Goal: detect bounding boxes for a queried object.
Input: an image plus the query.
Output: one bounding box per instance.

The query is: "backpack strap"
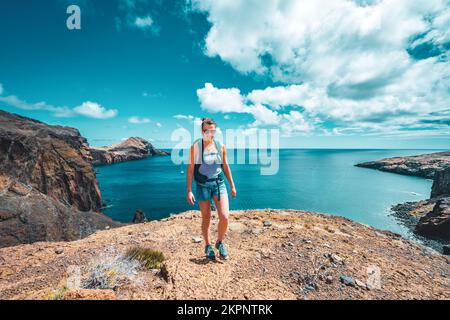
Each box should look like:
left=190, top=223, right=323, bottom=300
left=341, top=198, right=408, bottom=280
left=193, top=138, right=203, bottom=165
left=213, top=139, right=223, bottom=166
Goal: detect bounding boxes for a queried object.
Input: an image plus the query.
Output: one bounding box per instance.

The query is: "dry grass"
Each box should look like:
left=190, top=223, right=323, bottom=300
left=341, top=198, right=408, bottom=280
left=125, top=246, right=165, bottom=270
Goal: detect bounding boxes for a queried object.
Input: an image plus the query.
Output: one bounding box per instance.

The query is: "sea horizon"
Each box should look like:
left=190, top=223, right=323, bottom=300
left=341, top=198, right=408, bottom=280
left=96, top=148, right=442, bottom=247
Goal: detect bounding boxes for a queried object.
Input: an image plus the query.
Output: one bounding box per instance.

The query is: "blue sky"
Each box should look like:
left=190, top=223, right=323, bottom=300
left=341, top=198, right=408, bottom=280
left=0, top=0, right=449, bottom=149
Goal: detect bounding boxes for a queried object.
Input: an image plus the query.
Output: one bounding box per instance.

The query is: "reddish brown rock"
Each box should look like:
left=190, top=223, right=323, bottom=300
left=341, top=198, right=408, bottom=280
left=416, top=197, right=450, bottom=240
left=0, top=174, right=121, bottom=248
left=431, top=167, right=450, bottom=198
left=0, top=110, right=101, bottom=211
left=0, top=110, right=121, bottom=248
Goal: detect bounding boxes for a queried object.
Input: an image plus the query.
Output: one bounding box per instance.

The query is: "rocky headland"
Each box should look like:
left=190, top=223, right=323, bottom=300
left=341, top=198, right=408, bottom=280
left=355, top=151, right=450, bottom=179
left=356, top=152, right=450, bottom=248
left=90, top=137, right=169, bottom=165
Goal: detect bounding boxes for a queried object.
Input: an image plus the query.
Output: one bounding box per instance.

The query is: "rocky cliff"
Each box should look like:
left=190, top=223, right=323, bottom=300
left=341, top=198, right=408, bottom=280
left=355, top=152, right=450, bottom=179
left=356, top=151, right=450, bottom=243
left=0, top=174, right=119, bottom=248
left=414, top=167, right=450, bottom=241
left=90, top=137, right=169, bottom=165
left=431, top=167, right=450, bottom=198
left=0, top=210, right=448, bottom=300
left=0, top=110, right=121, bottom=248
left=0, top=110, right=101, bottom=211
left=416, top=198, right=450, bottom=240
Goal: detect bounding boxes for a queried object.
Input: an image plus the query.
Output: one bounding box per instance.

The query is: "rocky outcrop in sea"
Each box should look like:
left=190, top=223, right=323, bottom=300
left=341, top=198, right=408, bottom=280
left=355, top=151, right=450, bottom=179
left=90, top=137, right=169, bottom=165
left=0, top=110, right=121, bottom=248
left=356, top=152, right=450, bottom=247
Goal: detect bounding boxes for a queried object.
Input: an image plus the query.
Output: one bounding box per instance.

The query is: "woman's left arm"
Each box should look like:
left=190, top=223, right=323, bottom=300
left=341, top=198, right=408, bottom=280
left=222, top=144, right=237, bottom=198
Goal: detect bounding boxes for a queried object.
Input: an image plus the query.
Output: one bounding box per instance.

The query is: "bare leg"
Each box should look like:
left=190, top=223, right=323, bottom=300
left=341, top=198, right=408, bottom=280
left=212, top=194, right=229, bottom=242
left=199, top=200, right=212, bottom=245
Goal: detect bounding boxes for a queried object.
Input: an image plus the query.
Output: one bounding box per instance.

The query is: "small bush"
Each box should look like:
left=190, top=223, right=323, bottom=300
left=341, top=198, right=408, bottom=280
left=125, top=247, right=165, bottom=270
left=82, top=247, right=140, bottom=290
left=44, top=285, right=68, bottom=300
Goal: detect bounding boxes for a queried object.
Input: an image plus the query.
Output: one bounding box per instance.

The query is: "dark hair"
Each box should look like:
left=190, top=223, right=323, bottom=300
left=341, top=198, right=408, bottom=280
left=201, top=117, right=216, bottom=131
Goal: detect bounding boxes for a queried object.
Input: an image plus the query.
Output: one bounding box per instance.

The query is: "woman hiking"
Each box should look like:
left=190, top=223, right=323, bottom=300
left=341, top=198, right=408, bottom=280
left=186, top=118, right=237, bottom=260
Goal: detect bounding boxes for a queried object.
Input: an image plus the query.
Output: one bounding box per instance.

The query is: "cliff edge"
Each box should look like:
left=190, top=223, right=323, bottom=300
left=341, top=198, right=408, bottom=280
left=0, top=209, right=448, bottom=300
left=0, top=110, right=121, bottom=248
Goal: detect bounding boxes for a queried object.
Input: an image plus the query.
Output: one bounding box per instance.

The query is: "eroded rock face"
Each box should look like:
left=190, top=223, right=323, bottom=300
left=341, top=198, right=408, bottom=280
left=431, top=167, right=450, bottom=198
left=416, top=197, right=450, bottom=240
left=90, top=137, right=169, bottom=165
left=0, top=174, right=121, bottom=248
left=0, top=110, right=121, bottom=248
left=355, top=152, right=450, bottom=179
left=0, top=110, right=101, bottom=211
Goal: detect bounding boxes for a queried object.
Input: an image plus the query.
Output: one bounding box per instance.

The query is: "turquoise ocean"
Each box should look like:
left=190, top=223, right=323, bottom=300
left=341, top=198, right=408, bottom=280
left=96, top=149, right=443, bottom=239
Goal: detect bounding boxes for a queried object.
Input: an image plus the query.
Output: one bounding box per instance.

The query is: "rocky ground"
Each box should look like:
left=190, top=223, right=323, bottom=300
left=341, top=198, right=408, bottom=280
left=0, top=209, right=448, bottom=300
left=355, top=151, right=450, bottom=179
left=90, top=137, right=169, bottom=165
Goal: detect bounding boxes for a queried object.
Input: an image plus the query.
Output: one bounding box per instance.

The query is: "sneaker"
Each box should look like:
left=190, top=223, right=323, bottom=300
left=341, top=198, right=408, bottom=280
left=215, top=241, right=229, bottom=259
left=205, top=244, right=216, bottom=260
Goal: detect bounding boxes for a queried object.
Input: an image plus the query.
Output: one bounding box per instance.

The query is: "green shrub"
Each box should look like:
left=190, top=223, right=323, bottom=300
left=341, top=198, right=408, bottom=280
left=125, top=247, right=165, bottom=270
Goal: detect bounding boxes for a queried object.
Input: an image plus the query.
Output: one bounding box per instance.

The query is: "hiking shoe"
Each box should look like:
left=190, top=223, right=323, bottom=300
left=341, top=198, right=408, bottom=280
left=215, top=241, right=229, bottom=259
left=205, top=244, right=216, bottom=260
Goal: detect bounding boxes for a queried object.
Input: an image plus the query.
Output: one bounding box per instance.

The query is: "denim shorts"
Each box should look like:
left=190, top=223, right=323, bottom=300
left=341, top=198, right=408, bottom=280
left=195, top=178, right=228, bottom=202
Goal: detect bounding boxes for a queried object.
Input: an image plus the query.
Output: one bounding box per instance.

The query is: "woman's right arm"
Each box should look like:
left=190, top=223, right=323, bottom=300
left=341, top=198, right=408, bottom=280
left=186, top=145, right=196, bottom=205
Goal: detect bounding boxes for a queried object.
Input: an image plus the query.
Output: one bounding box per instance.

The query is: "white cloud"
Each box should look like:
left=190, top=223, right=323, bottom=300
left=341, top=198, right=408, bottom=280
left=247, top=85, right=305, bottom=110
left=174, top=114, right=195, bottom=120
left=0, top=91, right=119, bottom=120
left=117, top=1, right=159, bottom=34
left=0, top=94, right=75, bottom=118
left=196, top=83, right=313, bottom=135
left=174, top=114, right=203, bottom=126
left=0, top=84, right=119, bottom=119
left=156, top=122, right=162, bottom=127
left=134, top=15, right=153, bottom=29
left=128, top=116, right=151, bottom=124
left=248, top=104, right=281, bottom=126
left=196, top=83, right=248, bottom=113
left=73, top=101, right=118, bottom=119
left=281, top=111, right=314, bottom=136
left=192, top=0, right=450, bottom=136
left=193, top=0, right=445, bottom=82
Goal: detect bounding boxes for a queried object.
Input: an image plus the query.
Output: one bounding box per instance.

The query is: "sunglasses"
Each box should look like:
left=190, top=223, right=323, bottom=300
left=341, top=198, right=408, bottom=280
left=203, top=129, right=216, bottom=134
